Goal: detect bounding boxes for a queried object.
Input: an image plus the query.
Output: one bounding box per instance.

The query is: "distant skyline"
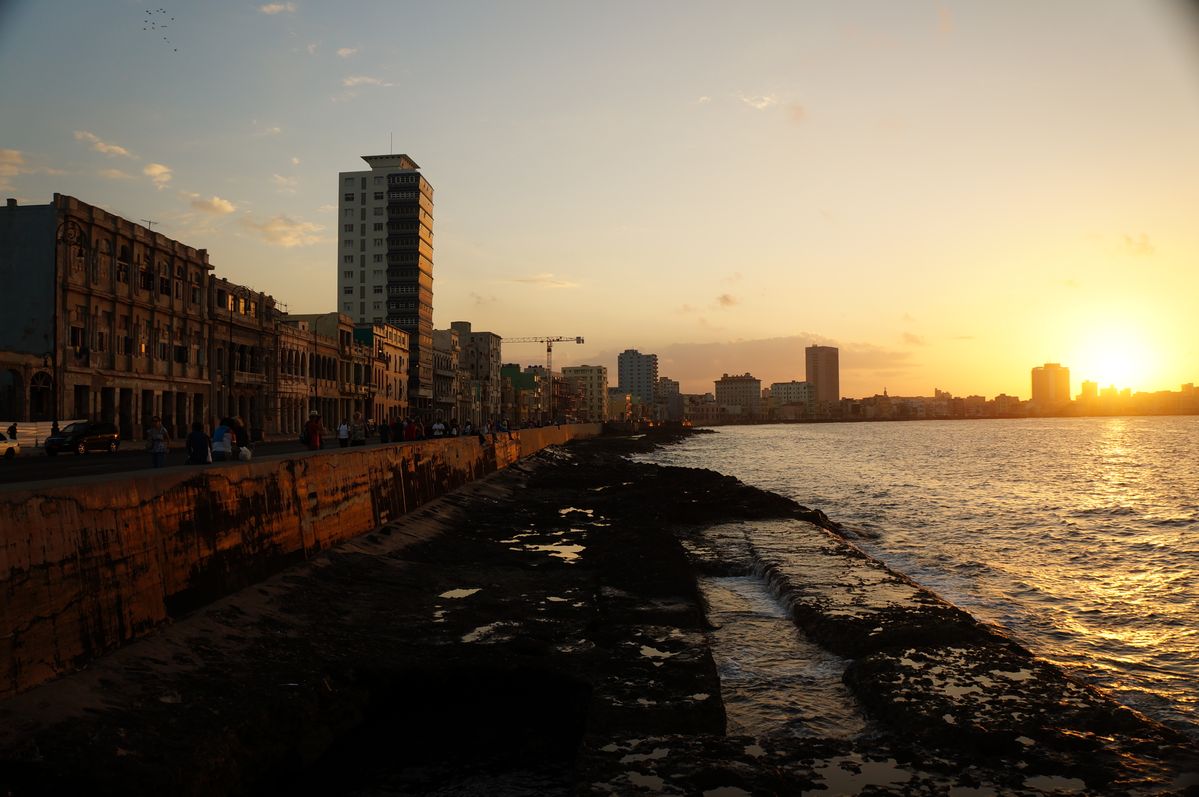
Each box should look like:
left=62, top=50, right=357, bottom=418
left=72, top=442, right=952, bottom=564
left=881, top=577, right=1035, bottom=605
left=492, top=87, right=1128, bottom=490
left=2, top=1, right=1197, bottom=397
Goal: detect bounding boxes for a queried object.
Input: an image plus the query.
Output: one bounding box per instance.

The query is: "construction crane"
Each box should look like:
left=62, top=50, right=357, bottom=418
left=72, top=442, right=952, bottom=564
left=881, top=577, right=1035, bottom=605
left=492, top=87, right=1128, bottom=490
left=505, top=336, right=584, bottom=375
left=505, top=336, right=584, bottom=422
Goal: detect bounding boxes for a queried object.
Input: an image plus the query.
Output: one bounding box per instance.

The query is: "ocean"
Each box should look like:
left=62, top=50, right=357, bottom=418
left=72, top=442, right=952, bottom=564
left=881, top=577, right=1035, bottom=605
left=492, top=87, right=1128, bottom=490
left=636, top=417, right=1199, bottom=740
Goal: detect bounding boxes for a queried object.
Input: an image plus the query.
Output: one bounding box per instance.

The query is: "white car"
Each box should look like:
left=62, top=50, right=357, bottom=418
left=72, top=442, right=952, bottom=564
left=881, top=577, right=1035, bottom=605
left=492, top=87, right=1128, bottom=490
left=0, top=431, right=18, bottom=459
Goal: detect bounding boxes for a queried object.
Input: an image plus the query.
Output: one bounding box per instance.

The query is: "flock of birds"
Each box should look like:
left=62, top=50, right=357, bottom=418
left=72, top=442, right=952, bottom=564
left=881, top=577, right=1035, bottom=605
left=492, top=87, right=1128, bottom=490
left=142, top=8, right=177, bottom=52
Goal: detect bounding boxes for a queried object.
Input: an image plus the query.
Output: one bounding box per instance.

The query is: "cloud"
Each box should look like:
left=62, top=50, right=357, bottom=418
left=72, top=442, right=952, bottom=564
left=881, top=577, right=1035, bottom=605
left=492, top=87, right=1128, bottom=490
left=696, top=96, right=712, bottom=104
left=470, top=292, right=497, bottom=307
left=0, top=149, right=28, bottom=190
left=342, top=74, right=392, bottom=87
left=306, top=42, right=319, bottom=55
left=1121, top=233, right=1154, bottom=256
left=740, top=94, right=778, bottom=110
left=902, top=332, right=926, bottom=346
left=259, top=2, right=296, bottom=14
left=291, top=157, right=301, bottom=165
left=239, top=214, right=324, bottom=247
left=337, top=47, right=358, bottom=58
left=191, top=195, right=236, bottom=215
left=716, top=293, right=737, bottom=307
left=98, top=168, right=135, bottom=180
left=73, top=130, right=133, bottom=158
left=143, top=162, right=173, bottom=189
left=677, top=304, right=698, bottom=314
left=788, top=103, right=807, bottom=124
left=272, top=173, right=298, bottom=193
left=315, top=203, right=336, bottom=213
left=506, top=273, right=579, bottom=288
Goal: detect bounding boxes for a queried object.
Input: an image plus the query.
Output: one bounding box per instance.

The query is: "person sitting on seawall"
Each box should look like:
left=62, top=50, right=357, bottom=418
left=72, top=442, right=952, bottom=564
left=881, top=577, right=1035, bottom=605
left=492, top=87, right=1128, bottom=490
left=431, top=418, right=445, bottom=438
left=350, top=412, right=367, bottom=446
left=228, top=416, right=248, bottom=459
left=303, top=411, right=323, bottom=450
left=145, top=415, right=170, bottom=468
left=337, top=418, right=350, bottom=448
left=211, top=419, right=231, bottom=462
left=185, top=421, right=211, bottom=465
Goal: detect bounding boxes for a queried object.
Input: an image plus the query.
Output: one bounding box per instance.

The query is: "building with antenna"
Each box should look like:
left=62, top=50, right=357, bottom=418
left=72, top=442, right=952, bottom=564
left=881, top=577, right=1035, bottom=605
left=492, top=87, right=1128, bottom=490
left=337, top=154, right=435, bottom=418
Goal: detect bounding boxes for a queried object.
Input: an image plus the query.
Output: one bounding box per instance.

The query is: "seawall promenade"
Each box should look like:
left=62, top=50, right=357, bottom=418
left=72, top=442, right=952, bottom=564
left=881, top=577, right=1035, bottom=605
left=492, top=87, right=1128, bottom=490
left=0, top=424, right=601, bottom=699
left=0, top=429, right=1195, bottom=795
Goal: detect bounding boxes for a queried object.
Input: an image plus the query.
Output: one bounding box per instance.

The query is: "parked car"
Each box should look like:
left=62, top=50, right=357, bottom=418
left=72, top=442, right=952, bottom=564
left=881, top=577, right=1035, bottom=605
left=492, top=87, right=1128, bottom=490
left=44, top=421, right=120, bottom=456
left=0, top=431, right=18, bottom=459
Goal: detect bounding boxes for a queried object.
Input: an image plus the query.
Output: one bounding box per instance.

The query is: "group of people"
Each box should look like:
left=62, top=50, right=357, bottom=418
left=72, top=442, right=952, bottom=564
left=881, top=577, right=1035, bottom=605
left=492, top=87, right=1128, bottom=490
left=297, top=414, right=514, bottom=450
left=148, top=415, right=251, bottom=469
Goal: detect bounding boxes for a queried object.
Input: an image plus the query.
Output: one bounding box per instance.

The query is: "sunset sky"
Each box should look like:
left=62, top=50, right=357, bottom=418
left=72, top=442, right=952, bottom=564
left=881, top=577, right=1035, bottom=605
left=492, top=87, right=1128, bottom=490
left=2, top=1, right=1197, bottom=398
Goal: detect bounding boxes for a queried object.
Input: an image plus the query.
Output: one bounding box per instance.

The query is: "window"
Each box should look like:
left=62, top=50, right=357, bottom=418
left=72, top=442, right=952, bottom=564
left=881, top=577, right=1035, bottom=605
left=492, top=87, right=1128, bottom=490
left=70, top=325, right=85, bottom=349
left=344, top=192, right=355, bottom=202
left=373, top=223, right=383, bottom=231
left=373, top=207, right=384, bottom=216
left=373, top=238, right=383, bottom=246
left=174, top=345, right=188, bottom=364
left=373, top=302, right=382, bottom=310
left=343, top=208, right=354, bottom=218
left=158, top=341, right=169, bottom=360
left=372, top=286, right=383, bottom=294
left=373, top=192, right=384, bottom=200
left=191, top=286, right=200, bottom=305
left=343, top=270, right=353, bottom=278
left=343, top=240, right=353, bottom=249
left=117, top=261, right=129, bottom=284
left=343, top=302, right=353, bottom=311
left=373, top=254, right=383, bottom=262
left=343, top=255, right=354, bottom=264
left=372, top=269, right=383, bottom=278
left=345, top=176, right=354, bottom=184
left=373, top=176, right=382, bottom=184
left=344, top=223, right=354, bottom=232
left=343, top=287, right=353, bottom=294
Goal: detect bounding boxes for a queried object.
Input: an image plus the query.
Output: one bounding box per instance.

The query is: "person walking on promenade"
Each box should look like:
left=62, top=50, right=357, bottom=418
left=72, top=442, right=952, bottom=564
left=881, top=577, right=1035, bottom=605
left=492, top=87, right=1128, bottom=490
left=185, top=421, right=211, bottom=465
left=431, top=418, right=445, bottom=438
left=5, top=422, right=15, bottom=441
left=350, top=412, right=367, bottom=446
left=391, top=418, right=403, bottom=443
left=304, top=411, right=323, bottom=450
left=380, top=420, right=390, bottom=444
left=212, top=418, right=231, bottom=461
left=146, top=415, right=170, bottom=468
left=337, top=419, right=350, bottom=448
left=228, top=416, right=247, bottom=460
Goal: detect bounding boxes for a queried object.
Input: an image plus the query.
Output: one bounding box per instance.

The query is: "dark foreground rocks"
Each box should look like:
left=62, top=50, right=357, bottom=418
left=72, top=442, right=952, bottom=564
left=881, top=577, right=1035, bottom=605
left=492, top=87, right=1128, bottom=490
left=0, top=430, right=1195, bottom=795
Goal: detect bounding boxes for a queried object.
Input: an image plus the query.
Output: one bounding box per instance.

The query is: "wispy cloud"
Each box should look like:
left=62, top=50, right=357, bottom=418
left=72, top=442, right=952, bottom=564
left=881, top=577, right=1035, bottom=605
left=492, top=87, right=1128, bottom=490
left=191, top=195, right=236, bottom=215
left=143, top=162, right=173, bottom=189
left=902, top=332, right=926, bottom=346
left=696, top=96, right=712, bottom=104
left=315, top=203, right=336, bottom=213
left=1121, top=233, right=1154, bottom=256
left=507, top=273, right=579, bottom=288
left=74, top=130, right=133, bottom=158
left=337, top=47, right=358, bottom=58
left=716, top=293, right=738, bottom=307
left=259, top=2, right=296, bottom=14
left=740, top=94, right=778, bottom=110
left=290, top=156, right=301, bottom=166
left=470, top=292, right=497, bottom=307
left=240, top=214, right=324, bottom=247
left=98, top=168, right=135, bottom=180
left=272, top=173, right=298, bottom=193
left=0, top=149, right=27, bottom=190
left=342, top=74, right=392, bottom=87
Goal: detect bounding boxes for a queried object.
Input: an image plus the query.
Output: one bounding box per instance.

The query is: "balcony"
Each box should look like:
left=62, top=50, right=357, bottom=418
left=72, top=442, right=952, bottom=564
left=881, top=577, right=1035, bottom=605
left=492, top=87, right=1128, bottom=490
left=233, top=370, right=268, bottom=385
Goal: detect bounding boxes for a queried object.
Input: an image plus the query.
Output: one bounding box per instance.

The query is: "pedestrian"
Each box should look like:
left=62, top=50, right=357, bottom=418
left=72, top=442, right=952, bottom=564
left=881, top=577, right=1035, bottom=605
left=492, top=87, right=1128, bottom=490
left=50, top=419, right=60, bottom=437
left=229, top=416, right=247, bottom=459
left=391, top=417, right=403, bottom=443
left=337, top=419, right=350, bottom=448
left=212, top=418, right=231, bottom=461
left=185, top=421, right=211, bottom=465
left=350, top=412, right=367, bottom=446
left=5, top=422, right=15, bottom=441
left=431, top=418, right=445, bottom=437
left=380, top=420, right=390, bottom=444
left=146, top=415, right=170, bottom=468
left=303, top=410, right=323, bottom=450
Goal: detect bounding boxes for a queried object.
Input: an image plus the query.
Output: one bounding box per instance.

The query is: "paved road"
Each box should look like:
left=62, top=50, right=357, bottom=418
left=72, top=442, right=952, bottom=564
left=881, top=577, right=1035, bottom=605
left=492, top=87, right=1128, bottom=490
left=0, top=439, right=389, bottom=486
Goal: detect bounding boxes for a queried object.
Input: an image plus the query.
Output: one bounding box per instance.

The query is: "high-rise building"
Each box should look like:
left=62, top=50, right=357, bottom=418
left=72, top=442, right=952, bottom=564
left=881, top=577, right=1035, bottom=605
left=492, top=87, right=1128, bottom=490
left=1031, top=363, right=1070, bottom=407
left=451, top=321, right=502, bottom=424
left=563, top=365, right=609, bottom=422
left=805, top=345, right=840, bottom=405
left=617, top=349, right=658, bottom=404
left=337, top=154, right=434, bottom=417
left=715, top=373, right=762, bottom=418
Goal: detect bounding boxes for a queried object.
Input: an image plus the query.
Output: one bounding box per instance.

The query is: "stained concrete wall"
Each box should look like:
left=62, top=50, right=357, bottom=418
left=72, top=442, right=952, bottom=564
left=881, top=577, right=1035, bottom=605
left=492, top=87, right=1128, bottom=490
left=0, top=425, right=600, bottom=698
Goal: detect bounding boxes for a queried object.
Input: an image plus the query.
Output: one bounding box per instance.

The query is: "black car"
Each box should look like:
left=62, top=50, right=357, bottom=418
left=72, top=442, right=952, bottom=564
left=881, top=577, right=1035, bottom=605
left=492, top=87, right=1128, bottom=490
left=44, top=421, right=121, bottom=456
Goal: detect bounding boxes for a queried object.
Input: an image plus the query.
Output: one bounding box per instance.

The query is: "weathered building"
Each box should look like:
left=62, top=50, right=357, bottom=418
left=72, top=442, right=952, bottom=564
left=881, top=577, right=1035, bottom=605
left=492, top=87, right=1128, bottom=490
left=210, top=277, right=278, bottom=437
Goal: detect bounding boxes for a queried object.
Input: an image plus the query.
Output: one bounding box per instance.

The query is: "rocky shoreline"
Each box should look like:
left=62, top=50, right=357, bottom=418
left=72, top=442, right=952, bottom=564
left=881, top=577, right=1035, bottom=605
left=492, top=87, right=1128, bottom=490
left=0, top=429, right=1195, bottom=795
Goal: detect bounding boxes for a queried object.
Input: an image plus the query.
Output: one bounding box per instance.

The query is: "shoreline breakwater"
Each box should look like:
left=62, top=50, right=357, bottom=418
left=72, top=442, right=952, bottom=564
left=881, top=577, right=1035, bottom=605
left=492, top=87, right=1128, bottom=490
left=0, top=428, right=1195, bottom=795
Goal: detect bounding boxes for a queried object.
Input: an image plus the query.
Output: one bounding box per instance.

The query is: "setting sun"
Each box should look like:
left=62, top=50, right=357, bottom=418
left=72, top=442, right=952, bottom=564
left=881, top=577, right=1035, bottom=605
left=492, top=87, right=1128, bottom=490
left=1071, top=327, right=1159, bottom=392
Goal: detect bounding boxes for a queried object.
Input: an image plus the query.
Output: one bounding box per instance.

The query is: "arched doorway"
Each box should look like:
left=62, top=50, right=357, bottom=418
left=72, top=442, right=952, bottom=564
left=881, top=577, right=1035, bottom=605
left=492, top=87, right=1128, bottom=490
left=29, top=371, right=54, bottom=421
left=0, top=369, right=22, bottom=420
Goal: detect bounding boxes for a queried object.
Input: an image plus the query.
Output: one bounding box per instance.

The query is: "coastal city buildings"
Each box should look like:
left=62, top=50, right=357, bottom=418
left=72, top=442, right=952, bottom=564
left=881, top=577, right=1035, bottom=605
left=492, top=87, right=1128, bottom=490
left=562, top=365, right=609, bottom=423
left=714, top=373, right=762, bottom=419
left=805, top=345, right=840, bottom=410
left=1031, top=363, right=1071, bottom=410
left=452, top=321, right=503, bottom=425
left=617, top=349, right=658, bottom=405
left=337, top=154, right=435, bottom=417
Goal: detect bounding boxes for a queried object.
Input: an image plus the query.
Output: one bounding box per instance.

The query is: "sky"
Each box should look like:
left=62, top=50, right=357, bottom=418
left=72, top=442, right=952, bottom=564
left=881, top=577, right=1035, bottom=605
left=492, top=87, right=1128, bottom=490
left=2, top=1, right=1197, bottom=398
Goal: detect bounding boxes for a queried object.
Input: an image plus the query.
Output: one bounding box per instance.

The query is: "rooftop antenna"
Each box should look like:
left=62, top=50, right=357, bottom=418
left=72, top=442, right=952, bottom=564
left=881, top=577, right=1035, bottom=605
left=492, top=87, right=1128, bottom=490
left=141, top=218, right=159, bottom=231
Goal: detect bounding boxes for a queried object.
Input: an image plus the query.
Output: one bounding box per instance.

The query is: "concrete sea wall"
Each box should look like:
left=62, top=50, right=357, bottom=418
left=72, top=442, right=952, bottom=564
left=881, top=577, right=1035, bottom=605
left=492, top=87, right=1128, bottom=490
left=0, top=424, right=600, bottom=698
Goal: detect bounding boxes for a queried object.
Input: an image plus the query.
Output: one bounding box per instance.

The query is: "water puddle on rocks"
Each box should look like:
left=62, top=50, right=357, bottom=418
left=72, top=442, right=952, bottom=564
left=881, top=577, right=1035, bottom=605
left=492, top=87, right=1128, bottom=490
left=700, top=575, right=867, bottom=739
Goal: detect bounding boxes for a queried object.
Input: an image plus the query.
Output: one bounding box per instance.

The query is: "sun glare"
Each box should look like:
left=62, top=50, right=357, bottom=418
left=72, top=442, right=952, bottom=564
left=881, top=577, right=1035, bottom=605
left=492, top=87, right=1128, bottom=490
left=1071, top=328, right=1157, bottom=391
